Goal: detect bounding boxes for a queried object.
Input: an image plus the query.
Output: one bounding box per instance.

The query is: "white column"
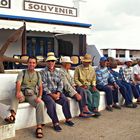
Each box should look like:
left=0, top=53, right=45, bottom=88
left=108, top=49, right=116, bottom=58
left=125, top=50, right=130, bottom=58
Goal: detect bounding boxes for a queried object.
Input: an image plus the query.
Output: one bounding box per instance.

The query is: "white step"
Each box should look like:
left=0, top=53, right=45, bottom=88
left=0, top=117, right=15, bottom=140
left=0, top=91, right=106, bottom=130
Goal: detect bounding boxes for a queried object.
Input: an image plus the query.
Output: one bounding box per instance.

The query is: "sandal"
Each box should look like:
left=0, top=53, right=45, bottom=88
left=4, top=114, right=15, bottom=123
left=36, top=127, right=43, bottom=138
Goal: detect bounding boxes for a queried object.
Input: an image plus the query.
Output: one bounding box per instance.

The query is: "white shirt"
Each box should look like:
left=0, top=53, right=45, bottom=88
left=133, top=64, right=140, bottom=84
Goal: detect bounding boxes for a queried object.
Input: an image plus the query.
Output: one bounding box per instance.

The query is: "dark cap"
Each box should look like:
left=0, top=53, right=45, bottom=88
left=100, top=56, right=107, bottom=62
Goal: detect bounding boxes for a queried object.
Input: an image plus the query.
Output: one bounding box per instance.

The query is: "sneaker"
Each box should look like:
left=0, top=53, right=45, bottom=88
left=125, top=103, right=137, bottom=108
left=93, top=108, right=101, bottom=116
left=106, top=106, right=113, bottom=112
left=112, top=104, right=121, bottom=109
left=93, top=111, right=101, bottom=116
left=65, top=121, right=74, bottom=127
left=53, top=124, right=62, bottom=132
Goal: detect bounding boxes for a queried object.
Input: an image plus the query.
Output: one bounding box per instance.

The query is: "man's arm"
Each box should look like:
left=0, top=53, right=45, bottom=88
left=74, top=67, right=83, bottom=86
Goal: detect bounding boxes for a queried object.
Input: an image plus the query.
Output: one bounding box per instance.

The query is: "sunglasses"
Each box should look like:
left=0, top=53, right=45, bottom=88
left=47, top=60, right=55, bottom=62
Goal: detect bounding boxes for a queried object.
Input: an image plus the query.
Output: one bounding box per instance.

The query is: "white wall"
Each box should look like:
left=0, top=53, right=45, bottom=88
left=0, top=30, right=21, bottom=57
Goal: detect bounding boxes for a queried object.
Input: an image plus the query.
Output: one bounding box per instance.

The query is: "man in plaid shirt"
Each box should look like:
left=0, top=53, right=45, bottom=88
left=119, top=58, right=140, bottom=104
left=41, top=52, right=74, bottom=132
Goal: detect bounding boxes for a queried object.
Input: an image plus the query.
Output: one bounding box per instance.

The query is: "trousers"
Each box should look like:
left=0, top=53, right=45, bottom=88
left=42, top=91, right=72, bottom=124
left=96, top=84, right=118, bottom=106
left=10, top=92, right=45, bottom=125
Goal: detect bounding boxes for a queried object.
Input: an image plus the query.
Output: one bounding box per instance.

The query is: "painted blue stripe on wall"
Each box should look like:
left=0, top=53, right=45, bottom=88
left=0, top=14, right=92, bottom=27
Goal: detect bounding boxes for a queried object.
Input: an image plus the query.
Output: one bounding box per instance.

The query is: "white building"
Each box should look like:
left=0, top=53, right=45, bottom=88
left=0, top=0, right=91, bottom=60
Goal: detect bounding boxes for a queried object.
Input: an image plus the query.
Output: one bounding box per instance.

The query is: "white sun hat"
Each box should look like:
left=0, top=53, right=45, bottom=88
left=60, top=56, right=73, bottom=64
left=125, top=57, right=132, bottom=62
left=46, top=52, right=57, bottom=62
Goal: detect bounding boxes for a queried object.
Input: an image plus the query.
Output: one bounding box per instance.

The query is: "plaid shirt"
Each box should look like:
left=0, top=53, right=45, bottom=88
left=40, top=67, right=63, bottom=94
left=119, top=65, right=134, bottom=83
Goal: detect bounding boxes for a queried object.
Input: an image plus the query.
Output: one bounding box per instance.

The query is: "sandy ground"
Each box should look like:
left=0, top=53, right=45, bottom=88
left=7, top=106, right=140, bottom=140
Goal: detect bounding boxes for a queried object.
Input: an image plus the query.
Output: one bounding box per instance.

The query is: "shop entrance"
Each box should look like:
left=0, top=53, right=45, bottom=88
left=27, top=36, right=54, bottom=57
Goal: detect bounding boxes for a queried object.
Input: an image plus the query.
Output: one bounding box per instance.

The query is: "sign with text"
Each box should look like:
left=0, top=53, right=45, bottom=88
left=24, top=1, right=77, bottom=17
left=0, top=0, right=10, bottom=8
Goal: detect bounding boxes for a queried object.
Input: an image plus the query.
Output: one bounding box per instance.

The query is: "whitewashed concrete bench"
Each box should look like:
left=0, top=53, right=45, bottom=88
left=0, top=72, right=106, bottom=131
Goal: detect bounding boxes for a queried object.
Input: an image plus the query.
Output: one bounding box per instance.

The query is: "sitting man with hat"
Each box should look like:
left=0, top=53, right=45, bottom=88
left=40, top=52, right=74, bottom=132
left=74, top=54, right=101, bottom=116
left=59, top=56, right=95, bottom=118
left=119, top=58, right=140, bottom=104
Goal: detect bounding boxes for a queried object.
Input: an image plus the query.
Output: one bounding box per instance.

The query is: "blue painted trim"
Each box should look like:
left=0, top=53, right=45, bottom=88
left=0, top=14, right=92, bottom=27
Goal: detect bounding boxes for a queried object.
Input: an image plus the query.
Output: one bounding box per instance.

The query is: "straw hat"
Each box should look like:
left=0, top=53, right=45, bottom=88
left=60, top=56, right=73, bottom=64
left=46, top=52, right=57, bottom=62
left=82, top=54, right=92, bottom=63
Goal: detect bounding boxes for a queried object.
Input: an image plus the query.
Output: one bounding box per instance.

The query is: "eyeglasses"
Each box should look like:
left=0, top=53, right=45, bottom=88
left=47, top=60, right=55, bottom=62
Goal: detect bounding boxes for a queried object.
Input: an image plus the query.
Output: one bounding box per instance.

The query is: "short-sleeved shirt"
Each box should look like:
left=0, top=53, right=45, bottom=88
left=17, top=70, right=42, bottom=91
left=133, top=64, right=140, bottom=83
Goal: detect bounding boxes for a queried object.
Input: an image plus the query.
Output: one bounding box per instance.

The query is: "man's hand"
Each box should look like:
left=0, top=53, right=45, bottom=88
left=35, top=97, right=42, bottom=103
left=113, top=83, right=119, bottom=89
left=107, top=85, right=114, bottom=90
left=51, top=92, right=61, bottom=101
left=92, top=86, right=97, bottom=91
left=16, top=92, right=24, bottom=102
left=74, top=93, right=82, bottom=101
left=80, top=85, right=88, bottom=89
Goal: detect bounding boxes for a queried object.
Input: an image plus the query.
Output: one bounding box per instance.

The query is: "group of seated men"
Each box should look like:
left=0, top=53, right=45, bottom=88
left=4, top=52, right=140, bottom=138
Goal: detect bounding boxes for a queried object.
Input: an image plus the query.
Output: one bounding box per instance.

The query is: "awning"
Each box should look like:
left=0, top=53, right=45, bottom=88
left=0, top=19, right=91, bottom=35
left=26, top=21, right=91, bottom=35
left=0, top=19, right=23, bottom=30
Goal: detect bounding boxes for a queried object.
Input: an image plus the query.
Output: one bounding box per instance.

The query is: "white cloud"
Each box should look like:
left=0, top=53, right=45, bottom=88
left=78, top=0, right=140, bottom=50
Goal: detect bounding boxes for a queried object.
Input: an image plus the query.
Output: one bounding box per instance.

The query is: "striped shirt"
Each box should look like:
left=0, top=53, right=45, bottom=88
left=96, top=66, right=115, bottom=86
left=40, top=67, right=63, bottom=94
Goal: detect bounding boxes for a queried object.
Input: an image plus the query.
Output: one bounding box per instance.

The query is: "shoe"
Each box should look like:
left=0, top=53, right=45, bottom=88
left=112, top=104, right=121, bottom=109
left=83, top=111, right=94, bottom=115
left=125, top=103, right=137, bottom=108
left=53, top=124, right=62, bottom=132
left=65, top=121, right=74, bottom=127
left=136, top=100, right=140, bottom=104
left=83, top=111, right=99, bottom=117
left=79, top=114, right=91, bottom=118
left=93, top=111, right=101, bottom=116
left=106, top=106, right=113, bottom=112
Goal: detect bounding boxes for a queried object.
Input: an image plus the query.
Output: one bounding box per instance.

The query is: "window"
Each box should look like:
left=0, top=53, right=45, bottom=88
left=58, top=39, right=73, bottom=56
left=27, top=37, right=54, bottom=57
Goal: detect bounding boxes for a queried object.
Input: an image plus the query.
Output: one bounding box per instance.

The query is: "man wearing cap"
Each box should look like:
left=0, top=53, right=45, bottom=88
left=59, top=56, right=94, bottom=118
left=119, top=58, right=140, bottom=104
left=96, top=56, right=121, bottom=111
left=40, top=52, right=74, bottom=132
left=107, top=57, right=137, bottom=108
left=74, top=54, right=101, bottom=116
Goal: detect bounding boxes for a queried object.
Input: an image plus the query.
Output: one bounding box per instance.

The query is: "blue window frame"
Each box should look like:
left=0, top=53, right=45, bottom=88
left=27, top=36, right=54, bottom=56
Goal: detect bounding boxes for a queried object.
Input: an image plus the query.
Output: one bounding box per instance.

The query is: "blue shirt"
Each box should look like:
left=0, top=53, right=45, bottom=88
left=96, top=66, right=115, bottom=86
